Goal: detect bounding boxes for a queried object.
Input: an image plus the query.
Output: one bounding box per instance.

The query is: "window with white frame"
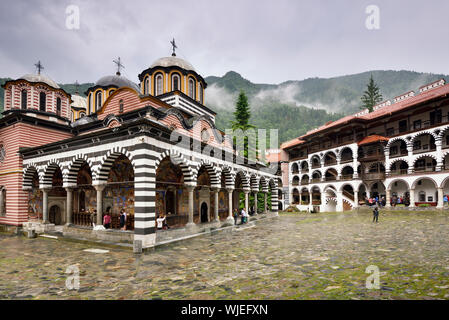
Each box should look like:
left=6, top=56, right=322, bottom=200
left=95, top=91, right=102, bottom=112
left=188, top=78, right=195, bottom=99
left=172, top=74, right=180, bottom=91
left=155, top=74, right=163, bottom=96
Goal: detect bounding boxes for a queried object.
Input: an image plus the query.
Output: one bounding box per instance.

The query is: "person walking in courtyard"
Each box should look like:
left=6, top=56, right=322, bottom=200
left=372, top=206, right=379, bottom=223
left=119, top=209, right=126, bottom=230
left=103, top=211, right=111, bottom=229
left=233, top=208, right=239, bottom=225
left=241, top=207, right=247, bottom=224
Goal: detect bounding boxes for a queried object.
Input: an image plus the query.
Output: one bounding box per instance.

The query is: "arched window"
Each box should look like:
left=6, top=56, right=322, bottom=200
left=119, top=99, right=124, bottom=113
left=109, top=90, right=115, bottom=96
left=188, top=78, right=195, bottom=99
left=56, top=97, right=61, bottom=116
left=171, top=74, right=180, bottom=91
left=144, top=77, right=149, bottom=95
left=79, top=112, right=86, bottom=118
left=95, top=91, right=102, bottom=112
left=21, top=89, right=27, bottom=109
left=88, top=94, right=91, bottom=114
left=155, top=74, right=163, bottom=96
left=199, top=83, right=203, bottom=104
left=39, top=92, right=46, bottom=112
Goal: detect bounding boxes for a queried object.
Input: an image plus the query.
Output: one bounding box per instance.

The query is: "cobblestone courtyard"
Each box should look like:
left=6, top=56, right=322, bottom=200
left=1, top=210, right=449, bottom=300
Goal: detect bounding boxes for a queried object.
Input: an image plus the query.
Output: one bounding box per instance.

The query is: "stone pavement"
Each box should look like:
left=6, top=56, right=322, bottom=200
left=1, top=210, right=449, bottom=300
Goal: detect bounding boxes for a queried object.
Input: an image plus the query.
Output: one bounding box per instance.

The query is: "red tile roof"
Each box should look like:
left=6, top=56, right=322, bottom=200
left=280, top=138, right=305, bottom=149
left=357, top=135, right=389, bottom=146
left=281, top=82, right=449, bottom=150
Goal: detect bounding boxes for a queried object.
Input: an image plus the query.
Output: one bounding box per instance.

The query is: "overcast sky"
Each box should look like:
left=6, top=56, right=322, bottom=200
left=1, top=0, right=448, bottom=85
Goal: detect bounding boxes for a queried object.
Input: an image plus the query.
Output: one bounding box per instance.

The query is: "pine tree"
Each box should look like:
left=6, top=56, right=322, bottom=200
left=360, top=75, right=383, bottom=112
left=231, top=90, right=253, bottom=131
left=230, top=91, right=256, bottom=159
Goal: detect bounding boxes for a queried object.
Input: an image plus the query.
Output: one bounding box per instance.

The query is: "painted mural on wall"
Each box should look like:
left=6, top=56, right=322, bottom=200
left=28, top=171, right=42, bottom=219
left=106, top=155, right=135, bottom=215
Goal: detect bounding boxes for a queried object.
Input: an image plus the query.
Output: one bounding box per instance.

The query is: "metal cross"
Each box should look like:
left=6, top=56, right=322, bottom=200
left=34, top=60, right=44, bottom=75
left=113, top=57, right=125, bottom=76
left=170, top=38, right=177, bottom=56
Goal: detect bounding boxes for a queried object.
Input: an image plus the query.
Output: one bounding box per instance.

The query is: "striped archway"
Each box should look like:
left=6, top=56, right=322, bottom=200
left=66, top=154, right=93, bottom=187
left=194, top=160, right=220, bottom=188
left=41, top=161, right=63, bottom=189
left=95, top=147, right=134, bottom=184
left=154, top=149, right=196, bottom=186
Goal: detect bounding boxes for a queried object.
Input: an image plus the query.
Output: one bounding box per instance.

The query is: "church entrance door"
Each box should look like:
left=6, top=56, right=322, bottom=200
left=49, top=205, right=62, bottom=225
left=200, top=202, right=208, bottom=223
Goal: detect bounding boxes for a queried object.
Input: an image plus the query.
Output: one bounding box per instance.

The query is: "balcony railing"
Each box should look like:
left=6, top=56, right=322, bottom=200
left=324, top=160, right=337, bottom=166
left=389, top=150, right=408, bottom=158
left=311, top=164, right=321, bottom=169
left=325, top=176, right=337, bottom=181
left=414, top=166, right=436, bottom=172
left=388, top=169, right=408, bottom=176
left=311, top=178, right=321, bottom=183
left=340, top=158, right=353, bottom=164
left=341, top=174, right=353, bottom=180
left=301, top=180, right=309, bottom=185
left=413, top=147, right=436, bottom=155
left=362, top=172, right=386, bottom=180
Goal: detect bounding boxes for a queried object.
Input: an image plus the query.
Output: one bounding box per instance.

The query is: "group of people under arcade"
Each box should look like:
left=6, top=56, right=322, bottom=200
left=101, top=208, right=128, bottom=230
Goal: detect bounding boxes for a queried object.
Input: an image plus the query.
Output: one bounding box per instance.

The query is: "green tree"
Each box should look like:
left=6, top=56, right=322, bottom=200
left=231, top=91, right=256, bottom=159
left=231, top=90, right=254, bottom=131
left=360, top=75, right=383, bottom=112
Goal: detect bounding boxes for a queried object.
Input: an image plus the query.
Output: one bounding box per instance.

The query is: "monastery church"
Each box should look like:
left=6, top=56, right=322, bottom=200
left=0, top=47, right=279, bottom=248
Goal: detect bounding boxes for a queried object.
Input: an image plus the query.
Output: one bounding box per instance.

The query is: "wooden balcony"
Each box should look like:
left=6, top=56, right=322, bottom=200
left=388, top=169, right=408, bottom=176
left=361, top=172, right=386, bottom=181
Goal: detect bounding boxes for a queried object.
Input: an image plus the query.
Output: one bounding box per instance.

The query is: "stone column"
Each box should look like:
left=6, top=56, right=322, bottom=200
left=213, top=189, right=219, bottom=222
left=436, top=138, right=443, bottom=171
left=353, top=191, right=359, bottom=208
left=254, top=192, right=258, bottom=215
left=353, top=152, right=359, bottom=179
left=186, top=186, right=195, bottom=228
left=308, top=191, right=313, bottom=212
left=386, top=189, right=391, bottom=208
left=94, top=184, right=106, bottom=226
left=437, top=187, right=444, bottom=209
left=264, top=192, right=268, bottom=214
left=407, top=144, right=414, bottom=174
left=244, top=190, right=249, bottom=213
left=336, top=191, right=343, bottom=212
left=384, top=149, right=390, bottom=176
left=409, top=189, right=415, bottom=208
left=65, top=187, right=73, bottom=225
left=42, top=188, right=49, bottom=223
left=225, top=188, right=234, bottom=225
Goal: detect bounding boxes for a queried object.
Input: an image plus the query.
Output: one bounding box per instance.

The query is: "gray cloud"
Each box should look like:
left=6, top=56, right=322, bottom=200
left=0, top=0, right=448, bottom=85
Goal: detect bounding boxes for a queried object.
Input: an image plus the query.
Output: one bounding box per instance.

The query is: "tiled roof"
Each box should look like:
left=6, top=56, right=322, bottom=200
left=280, top=138, right=305, bottom=149
left=281, top=82, right=449, bottom=150
left=357, top=135, right=389, bottom=146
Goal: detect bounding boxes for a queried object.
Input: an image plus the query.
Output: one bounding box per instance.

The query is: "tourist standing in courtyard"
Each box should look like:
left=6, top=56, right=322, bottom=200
left=241, top=207, right=247, bottom=224
left=372, top=206, right=379, bottom=223
left=156, top=214, right=165, bottom=230
left=233, top=209, right=239, bottom=225
left=103, top=211, right=111, bottom=229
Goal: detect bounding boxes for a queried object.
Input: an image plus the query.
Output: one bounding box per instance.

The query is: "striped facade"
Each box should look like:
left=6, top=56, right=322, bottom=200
left=1, top=55, right=279, bottom=249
